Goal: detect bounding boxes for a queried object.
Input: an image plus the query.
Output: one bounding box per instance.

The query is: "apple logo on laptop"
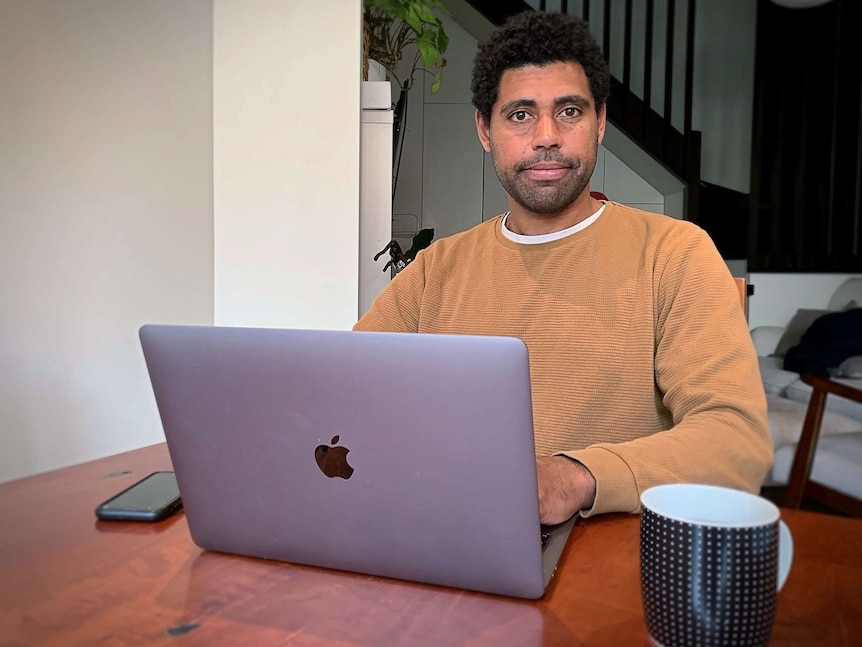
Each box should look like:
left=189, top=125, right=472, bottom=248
left=314, top=435, right=354, bottom=479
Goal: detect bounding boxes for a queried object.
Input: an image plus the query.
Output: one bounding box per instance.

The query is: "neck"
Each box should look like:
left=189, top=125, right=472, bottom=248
left=505, top=192, right=600, bottom=236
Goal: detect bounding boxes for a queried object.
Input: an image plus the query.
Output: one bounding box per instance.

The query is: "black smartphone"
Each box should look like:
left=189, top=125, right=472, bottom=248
left=95, top=471, right=182, bottom=522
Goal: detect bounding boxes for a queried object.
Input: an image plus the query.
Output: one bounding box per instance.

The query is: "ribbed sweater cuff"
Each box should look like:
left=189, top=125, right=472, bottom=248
left=556, top=447, right=640, bottom=517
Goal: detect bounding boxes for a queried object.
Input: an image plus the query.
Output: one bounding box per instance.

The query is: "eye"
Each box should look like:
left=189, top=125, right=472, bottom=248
left=559, top=106, right=580, bottom=118
left=509, top=110, right=531, bottom=123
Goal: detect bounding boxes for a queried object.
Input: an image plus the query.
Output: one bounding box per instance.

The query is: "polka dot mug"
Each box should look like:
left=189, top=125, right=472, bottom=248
left=640, top=484, right=793, bottom=647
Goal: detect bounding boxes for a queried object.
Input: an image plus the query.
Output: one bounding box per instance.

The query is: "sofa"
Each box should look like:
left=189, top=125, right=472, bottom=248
left=750, top=277, right=862, bottom=497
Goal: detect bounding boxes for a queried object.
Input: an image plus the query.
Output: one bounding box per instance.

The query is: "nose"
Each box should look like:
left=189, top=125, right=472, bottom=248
left=532, top=114, right=561, bottom=149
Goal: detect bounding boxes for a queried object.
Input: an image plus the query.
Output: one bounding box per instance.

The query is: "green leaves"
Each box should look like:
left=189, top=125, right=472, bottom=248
left=412, top=2, right=436, bottom=25
left=430, top=73, right=442, bottom=95
left=363, top=0, right=449, bottom=94
left=436, top=27, right=449, bottom=56
left=415, top=31, right=438, bottom=68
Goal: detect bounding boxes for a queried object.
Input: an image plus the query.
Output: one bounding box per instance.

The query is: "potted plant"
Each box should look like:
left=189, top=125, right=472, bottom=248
left=363, top=0, right=447, bottom=272
left=363, top=0, right=450, bottom=95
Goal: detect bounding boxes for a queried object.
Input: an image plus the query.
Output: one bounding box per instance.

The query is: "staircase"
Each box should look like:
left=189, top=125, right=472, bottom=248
left=464, top=0, right=703, bottom=223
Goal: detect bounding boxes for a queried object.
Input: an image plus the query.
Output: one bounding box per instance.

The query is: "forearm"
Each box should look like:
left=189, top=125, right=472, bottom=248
left=560, top=401, right=772, bottom=517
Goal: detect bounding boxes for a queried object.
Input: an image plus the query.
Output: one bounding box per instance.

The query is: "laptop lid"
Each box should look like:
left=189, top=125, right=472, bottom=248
left=139, top=325, right=573, bottom=599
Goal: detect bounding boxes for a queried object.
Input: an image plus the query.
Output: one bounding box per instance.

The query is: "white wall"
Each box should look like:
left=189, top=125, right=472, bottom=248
left=213, top=0, right=362, bottom=329
left=747, top=273, right=862, bottom=329
left=0, top=0, right=214, bottom=483
left=591, top=149, right=665, bottom=214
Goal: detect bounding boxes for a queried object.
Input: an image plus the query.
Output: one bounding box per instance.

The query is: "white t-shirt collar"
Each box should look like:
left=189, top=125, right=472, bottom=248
left=501, top=204, right=606, bottom=244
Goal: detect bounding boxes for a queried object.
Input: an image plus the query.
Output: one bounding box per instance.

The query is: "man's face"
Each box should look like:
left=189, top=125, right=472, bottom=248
left=476, top=61, right=606, bottom=216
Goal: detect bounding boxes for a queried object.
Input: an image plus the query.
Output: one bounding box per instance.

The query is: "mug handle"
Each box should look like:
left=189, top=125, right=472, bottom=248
left=777, top=520, right=794, bottom=591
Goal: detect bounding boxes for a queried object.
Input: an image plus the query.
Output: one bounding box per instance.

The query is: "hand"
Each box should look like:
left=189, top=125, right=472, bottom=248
left=536, top=456, right=597, bottom=525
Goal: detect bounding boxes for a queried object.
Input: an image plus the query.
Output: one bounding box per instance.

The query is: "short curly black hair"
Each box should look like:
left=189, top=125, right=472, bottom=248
left=471, top=11, right=610, bottom=125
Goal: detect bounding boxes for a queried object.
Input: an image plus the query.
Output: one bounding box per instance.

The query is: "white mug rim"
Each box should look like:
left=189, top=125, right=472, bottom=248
left=640, top=483, right=780, bottom=528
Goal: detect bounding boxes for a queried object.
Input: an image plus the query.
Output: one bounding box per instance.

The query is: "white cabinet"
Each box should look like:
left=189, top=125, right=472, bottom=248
left=359, top=82, right=394, bottom=318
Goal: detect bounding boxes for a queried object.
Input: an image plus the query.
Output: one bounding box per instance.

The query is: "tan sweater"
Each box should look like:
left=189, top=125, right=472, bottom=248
left=355, top=202, right=772, bottom=516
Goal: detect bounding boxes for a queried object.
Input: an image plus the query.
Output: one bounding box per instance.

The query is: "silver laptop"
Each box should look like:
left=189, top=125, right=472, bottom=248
left=139, top=325, right=576, bottom=599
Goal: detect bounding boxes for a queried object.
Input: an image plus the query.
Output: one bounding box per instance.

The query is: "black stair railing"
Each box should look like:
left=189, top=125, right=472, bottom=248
left=466, top=0, right=702, bottom=221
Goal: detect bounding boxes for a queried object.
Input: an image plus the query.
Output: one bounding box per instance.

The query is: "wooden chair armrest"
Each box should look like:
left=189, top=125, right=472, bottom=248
left=785, top=374, right=862, bottom=509
left=800, top=374, right=862, bottom=403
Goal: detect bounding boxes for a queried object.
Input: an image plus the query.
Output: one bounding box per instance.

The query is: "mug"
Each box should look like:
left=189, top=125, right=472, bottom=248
left=640, top=484, right=793, bottom=647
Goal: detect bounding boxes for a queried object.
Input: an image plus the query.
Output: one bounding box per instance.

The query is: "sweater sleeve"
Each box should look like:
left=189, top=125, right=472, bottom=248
left=354, top=250, right=427, bottom=333
left=559, top=227, right=773, bottom=516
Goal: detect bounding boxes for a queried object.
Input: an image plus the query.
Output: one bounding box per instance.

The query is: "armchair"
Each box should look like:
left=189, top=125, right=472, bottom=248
left=785, top=374, right=862, bottom=517
left=749, top=278, right=862, bottom=504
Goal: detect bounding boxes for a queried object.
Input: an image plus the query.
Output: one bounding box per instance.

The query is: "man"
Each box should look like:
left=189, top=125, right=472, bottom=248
left=355, top=11, right=772, bottom=523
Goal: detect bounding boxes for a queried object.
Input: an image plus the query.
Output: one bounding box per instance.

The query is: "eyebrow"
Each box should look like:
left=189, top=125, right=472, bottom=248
left=498, top=94, right=592, bottom=116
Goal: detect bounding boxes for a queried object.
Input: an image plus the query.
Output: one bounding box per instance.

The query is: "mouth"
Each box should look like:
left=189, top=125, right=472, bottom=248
left=523, top=163, right=571, bottom=180
left=527, top=163, right=569, bottom=170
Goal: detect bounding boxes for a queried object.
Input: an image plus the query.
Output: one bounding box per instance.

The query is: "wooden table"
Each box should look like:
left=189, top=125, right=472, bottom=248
left=0, top=444, right=859, bottom=646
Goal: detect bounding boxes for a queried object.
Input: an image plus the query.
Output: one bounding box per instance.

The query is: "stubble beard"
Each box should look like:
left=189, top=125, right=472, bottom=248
left=491, top=140, right=598, bottom=216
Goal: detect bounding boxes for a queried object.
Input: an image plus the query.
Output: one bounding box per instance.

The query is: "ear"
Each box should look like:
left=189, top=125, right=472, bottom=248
left=475, top=110, right=491, bottom=153
left=596, top=102, right=607, bottom=146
